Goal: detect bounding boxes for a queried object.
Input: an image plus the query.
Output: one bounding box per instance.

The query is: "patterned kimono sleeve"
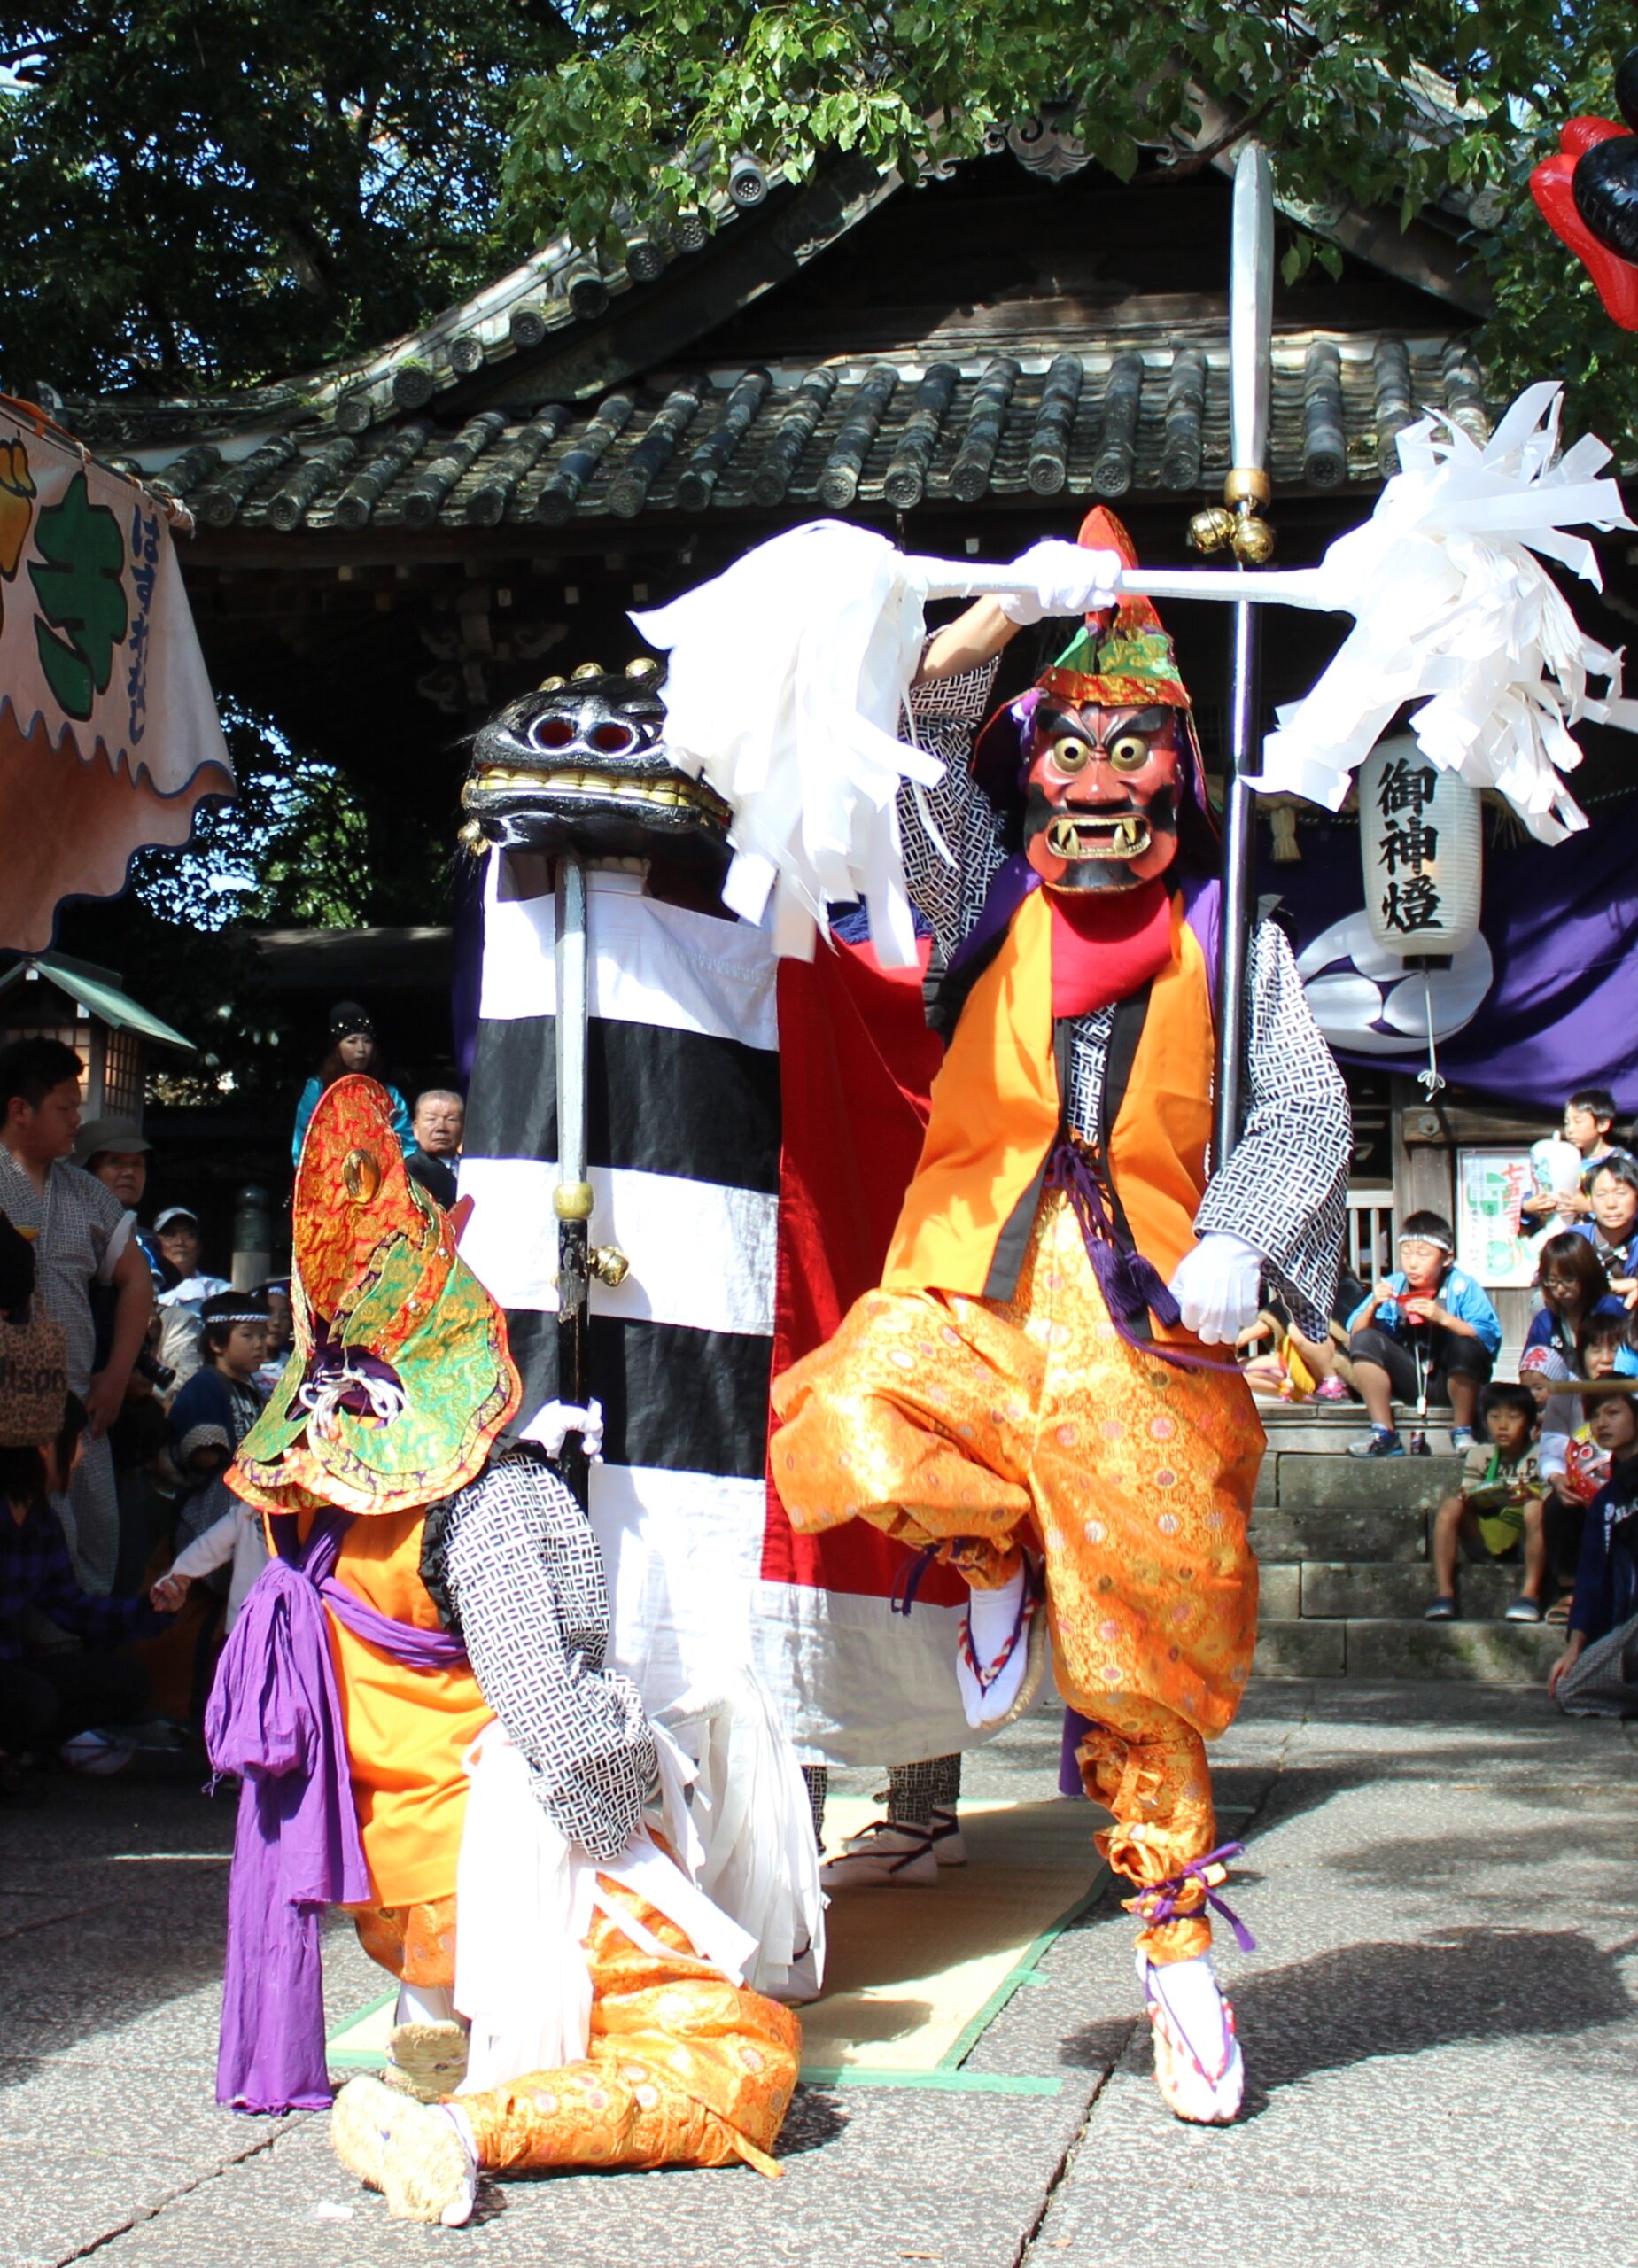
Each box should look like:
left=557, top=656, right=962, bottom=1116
left=439, top=1456, right=656, bottom=1862
left=898, top=656, right=1008, bottom=964
left=1192, top=920, right=1352, bottom=1343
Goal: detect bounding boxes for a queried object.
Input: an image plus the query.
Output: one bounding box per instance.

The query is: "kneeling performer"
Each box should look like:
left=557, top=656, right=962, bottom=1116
left=208, top=1076, right=798, bottom=2222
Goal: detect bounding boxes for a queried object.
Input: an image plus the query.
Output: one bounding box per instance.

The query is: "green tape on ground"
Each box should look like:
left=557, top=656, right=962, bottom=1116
left=935, top=1865, right=1114, bottom=2072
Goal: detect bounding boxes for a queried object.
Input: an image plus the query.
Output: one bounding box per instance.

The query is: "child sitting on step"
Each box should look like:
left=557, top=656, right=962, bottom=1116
left=1425, top=1382, right=1546, bottom=1626
left=1346, top=1213, right=1502, bottom=1459
left=1549, top=1384, right=1638, bottom=1713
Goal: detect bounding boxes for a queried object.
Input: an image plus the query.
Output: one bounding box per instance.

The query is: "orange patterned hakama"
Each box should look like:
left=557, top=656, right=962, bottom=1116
left=456, top=1876, right=800, bottom=2179
left=772, top=1189, right=1264, bottom=1961
left=349, top=1895, right=459, bottom=1990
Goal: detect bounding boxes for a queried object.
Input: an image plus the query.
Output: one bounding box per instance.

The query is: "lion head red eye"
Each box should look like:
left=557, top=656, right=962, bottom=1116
left=530, top=715, right=577, bottom=750
left=588, top=719, right=640, bottom=754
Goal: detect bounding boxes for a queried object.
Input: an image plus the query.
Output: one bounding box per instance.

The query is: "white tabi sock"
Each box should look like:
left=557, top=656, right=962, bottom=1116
left=966, top=1566, right=1027, bottom=1673
left=394, top=1982, right=454, bottom=2027
left=1145, top=1954, right=1230, bottom=2075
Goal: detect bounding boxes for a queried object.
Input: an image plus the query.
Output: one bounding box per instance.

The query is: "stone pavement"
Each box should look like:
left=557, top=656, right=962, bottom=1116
left=3, top=1682, right=1634, bottom=2268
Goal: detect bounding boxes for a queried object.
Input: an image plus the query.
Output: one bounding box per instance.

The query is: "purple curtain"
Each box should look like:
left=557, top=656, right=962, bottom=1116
left=1267, top=815, right=1638, bottom=1114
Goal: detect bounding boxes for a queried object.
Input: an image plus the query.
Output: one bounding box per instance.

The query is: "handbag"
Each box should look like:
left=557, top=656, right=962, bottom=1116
left=0, top=1304, right=69, bottom=1449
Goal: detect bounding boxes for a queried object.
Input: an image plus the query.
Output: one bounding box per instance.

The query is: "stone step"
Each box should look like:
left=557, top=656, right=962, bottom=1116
left=1251, top=1503, right=1430, bottom=1563
left=1251, top=1619, right=1346, bottom=1676
left=1254, top=1449, right=1461, bottom=1513
left=1256, top=1407, right=1470, bottom=1456
left=1254, top=1617, right=1562, bottom=1684
left=1294, top=1559, right=1523, bottom=1621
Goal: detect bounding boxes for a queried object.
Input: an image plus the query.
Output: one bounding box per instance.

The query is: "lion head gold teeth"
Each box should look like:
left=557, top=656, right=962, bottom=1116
left=460, top=659, right=731, bottom=866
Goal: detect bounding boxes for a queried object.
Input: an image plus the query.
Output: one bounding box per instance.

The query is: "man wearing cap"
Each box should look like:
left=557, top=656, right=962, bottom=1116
left=74, top=1118, right=178, bottom=1591
left=153, top=1208, right=231, bottom=1312
left=0, top=1039, right=153, bottom=1593
left=75, top=1116, right=168, bottom=1293
left=773, top=513, right=1351, bottom=2123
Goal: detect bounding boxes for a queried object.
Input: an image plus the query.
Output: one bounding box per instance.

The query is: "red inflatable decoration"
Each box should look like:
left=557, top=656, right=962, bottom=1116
left=1531, top=49, right=1638, bottom=330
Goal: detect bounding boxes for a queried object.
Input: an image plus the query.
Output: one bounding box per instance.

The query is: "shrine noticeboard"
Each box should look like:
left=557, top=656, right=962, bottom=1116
left=0, top=399, right=234, bottom=951
left=1455, top=1147, right=1537, bottom=1289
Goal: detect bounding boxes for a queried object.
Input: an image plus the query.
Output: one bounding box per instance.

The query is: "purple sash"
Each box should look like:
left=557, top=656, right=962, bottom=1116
left=206, top=1508, right=469, bottom=2114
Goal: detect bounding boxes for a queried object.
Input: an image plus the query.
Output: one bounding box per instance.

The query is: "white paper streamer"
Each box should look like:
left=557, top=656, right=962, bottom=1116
left=658, top=1666, right=827, bottom=2002
left=631, top=388, right=1636, bottom=958
left=633, top=521, right=942, bottom=967
left=1252, top=384, right=1638, bottom=841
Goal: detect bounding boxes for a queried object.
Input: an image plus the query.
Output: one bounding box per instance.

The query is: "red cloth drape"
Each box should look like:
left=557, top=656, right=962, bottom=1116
left=764, top=939, right=966, bottom=1605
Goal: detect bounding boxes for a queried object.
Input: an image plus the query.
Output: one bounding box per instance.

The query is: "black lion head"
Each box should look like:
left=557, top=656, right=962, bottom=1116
left=461, top=659, right=730, bottom=866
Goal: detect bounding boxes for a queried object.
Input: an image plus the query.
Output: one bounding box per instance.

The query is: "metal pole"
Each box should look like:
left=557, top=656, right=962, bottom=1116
left=553, top=849, right=593, bottom=1507
left=1213, top=143, right=1275, bottom=1171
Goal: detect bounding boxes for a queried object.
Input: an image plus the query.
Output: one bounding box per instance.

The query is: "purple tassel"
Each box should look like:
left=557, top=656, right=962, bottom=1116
left=1044, top=1141, right=1242, bottom=1377
left=1060, top=1706, right=1093, bottom=1798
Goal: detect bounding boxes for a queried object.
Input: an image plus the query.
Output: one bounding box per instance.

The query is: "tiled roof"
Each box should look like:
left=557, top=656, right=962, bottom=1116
left=146, top=332, right=1487, bottom=536
left=65, top=159, right=892, bottom=453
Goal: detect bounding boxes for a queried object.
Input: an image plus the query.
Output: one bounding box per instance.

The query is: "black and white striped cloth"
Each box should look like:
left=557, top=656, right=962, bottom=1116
left=459, top=853, right=973, bottom=1767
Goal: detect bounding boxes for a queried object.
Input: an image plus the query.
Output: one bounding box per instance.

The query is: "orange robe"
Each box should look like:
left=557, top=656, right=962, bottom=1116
left=295, top=1505, right=493, bottom=1910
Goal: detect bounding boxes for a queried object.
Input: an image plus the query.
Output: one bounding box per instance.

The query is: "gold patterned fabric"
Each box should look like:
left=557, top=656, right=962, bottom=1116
left=351, top=1895, right=460, bottom=1989
left=772, top=1189, right=1263, bottom=1958
left=457, top=1878, right=800, bottom=2179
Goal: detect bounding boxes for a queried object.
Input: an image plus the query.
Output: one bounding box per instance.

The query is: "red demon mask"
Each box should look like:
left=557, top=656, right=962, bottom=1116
left=1021, top=697, right=1184, bottom=893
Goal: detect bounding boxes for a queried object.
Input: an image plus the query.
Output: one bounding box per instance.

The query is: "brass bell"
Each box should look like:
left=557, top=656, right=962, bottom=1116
left=589, top=1244, right=631, bottom=1288
left=625, top=656, right=660, bottom=679
left=536, top=672, right=568, bottom=693
left=457, top=819, right=491, bottom=857
left=1187, top=506, right=1236, bottom=555
left=571, top=660, right=604, bottom=680
left=1230, top=513, right=1277, bottom=565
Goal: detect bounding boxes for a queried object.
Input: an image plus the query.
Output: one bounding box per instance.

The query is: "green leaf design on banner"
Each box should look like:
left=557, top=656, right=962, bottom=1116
left=28, top=471, right=128, bottom=721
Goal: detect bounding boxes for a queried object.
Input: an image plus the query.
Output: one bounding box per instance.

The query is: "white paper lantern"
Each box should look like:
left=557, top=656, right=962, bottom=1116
left=1357, top=734, right=1483, bottom=959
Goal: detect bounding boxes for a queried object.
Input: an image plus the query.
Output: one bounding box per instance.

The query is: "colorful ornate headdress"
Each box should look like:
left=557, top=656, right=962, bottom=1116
left=1037, top=508, right=1192, bottom=712
left=231, top=1076, right=518, bottom=1519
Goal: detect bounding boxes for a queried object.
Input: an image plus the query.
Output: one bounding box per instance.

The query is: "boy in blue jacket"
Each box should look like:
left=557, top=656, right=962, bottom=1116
left=1345, top=1211, right=1503, bottom=1458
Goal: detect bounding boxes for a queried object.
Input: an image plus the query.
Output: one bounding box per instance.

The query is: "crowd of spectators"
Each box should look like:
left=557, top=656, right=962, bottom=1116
left=1240, top=1083, right=1638, bottom=1712
left=0, top=1000, right=468, bottom=1800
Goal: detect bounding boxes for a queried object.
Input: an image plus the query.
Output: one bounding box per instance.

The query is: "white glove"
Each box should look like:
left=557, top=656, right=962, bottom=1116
left=998, top=540, right=1123, bottom=626
left=1168, top=1234, right=1264, bottom=1346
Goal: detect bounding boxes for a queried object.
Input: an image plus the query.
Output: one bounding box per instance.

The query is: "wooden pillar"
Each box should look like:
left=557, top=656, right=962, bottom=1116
left=1390, top=1075, right=1455, bottom=1226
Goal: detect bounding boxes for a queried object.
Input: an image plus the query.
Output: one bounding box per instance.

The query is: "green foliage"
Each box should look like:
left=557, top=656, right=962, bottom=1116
left=128, top=702, right=439, bottom=932
left=504, top=0, right=1638, bottom=454
left=0, top=0, right=572, bottom=396
left=59, top=701, right=447, bottom=1110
